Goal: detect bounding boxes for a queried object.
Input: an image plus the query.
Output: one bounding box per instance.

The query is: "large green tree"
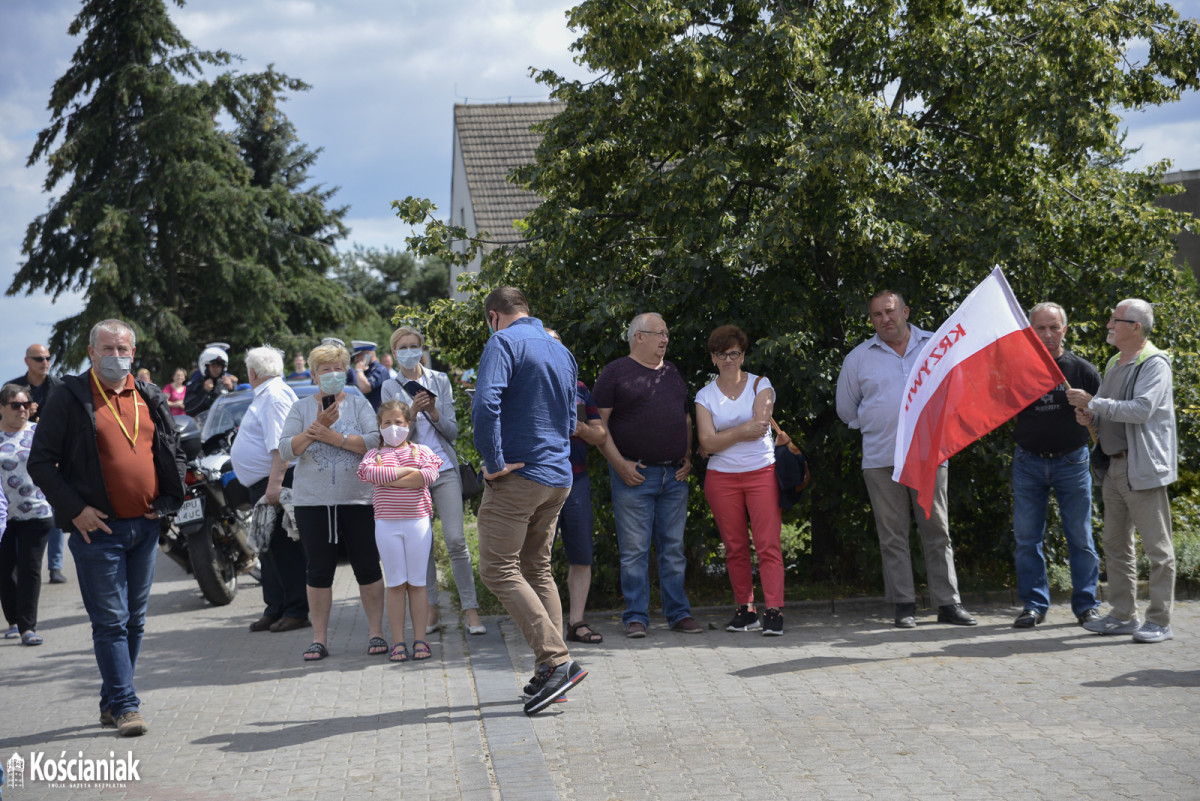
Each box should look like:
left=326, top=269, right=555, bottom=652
left=330, top=245, right=449, bottom=348
left=399, top=0, right=1200, bottom=592
left=9, top=0, right=354, bottom=374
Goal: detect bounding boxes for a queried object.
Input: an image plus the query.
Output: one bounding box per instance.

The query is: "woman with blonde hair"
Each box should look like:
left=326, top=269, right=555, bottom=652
left=381, top=326, right=486, bottom=635
left=279, top=342, right=386, bottom=661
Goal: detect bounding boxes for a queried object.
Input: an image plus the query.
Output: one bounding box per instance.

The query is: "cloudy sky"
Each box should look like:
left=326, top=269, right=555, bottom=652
left=1, top=0, right=1198, bottom=382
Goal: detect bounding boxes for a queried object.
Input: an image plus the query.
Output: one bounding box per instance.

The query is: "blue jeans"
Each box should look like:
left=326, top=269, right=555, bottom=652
left=46, top=526, right=65, bottom=571
left=68, top=517, right=159, bottom=717
left=1012, top=445, right=1099, bottom=616
left=609, top=465, right=691, bottom=627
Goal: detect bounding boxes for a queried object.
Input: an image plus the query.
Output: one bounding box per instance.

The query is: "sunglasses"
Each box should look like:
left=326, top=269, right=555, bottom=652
left=27, top=356, right=50, bottom=363
left=7, top=401, right=31, bottom=410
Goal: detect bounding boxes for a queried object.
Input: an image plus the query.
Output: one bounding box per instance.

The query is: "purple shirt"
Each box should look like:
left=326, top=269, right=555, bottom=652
left=593, top=357, right=689, bottom=463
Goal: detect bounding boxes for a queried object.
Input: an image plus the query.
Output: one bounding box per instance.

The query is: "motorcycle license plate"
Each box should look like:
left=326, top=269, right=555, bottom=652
left=177, top=497, right=204, bottom=525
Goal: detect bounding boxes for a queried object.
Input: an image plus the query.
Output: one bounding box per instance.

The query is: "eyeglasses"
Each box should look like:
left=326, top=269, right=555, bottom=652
left=7, top=401, right=31, bottom=410
left=713, top=351, right=743, bottom=361
left=638, top=330, right=669, bottom=340
left=27, top=356, right=50, bottom=363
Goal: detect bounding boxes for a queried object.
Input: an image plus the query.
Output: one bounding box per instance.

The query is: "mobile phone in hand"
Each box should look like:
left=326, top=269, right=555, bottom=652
left=322, top=394, right=335, bottom=410
left=403, top=380, right=434, bottom=399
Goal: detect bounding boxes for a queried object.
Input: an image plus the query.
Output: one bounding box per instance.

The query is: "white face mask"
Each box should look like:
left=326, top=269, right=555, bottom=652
left=381, top=425, right=409, bottom=447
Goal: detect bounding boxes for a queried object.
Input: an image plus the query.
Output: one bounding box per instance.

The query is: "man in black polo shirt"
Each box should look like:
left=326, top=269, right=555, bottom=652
left=1010, top=303, right=1102, bottom=629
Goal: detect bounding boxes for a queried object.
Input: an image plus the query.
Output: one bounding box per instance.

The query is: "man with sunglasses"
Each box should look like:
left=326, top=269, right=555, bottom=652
left=6, top=344, right=66, bottom=583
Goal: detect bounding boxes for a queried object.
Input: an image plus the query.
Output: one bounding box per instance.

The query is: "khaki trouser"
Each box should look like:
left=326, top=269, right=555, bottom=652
left=1101, top=456, right=1175, bottom=626
left=476, top=473, right=572, bottom=668
left=862, top=465, right=961, bottom=607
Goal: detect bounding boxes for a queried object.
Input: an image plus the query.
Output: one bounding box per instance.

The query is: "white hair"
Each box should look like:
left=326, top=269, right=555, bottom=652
left=625, top=312, right=663, bottom=344
left=1029, top=302, right=1067, bottom=326
left=1116, top=298, right=1154, bottom=334
left=89, top=319, right=136, bottom=348
left=245, top=345, right=284, bottom=379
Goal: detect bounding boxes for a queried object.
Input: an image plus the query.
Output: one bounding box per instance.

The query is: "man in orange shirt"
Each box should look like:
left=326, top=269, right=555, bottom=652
left=30, top=319, right=186, bottom=737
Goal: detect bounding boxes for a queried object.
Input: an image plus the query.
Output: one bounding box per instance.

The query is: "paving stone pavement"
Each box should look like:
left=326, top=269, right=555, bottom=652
left=4, top=550, right=1200, bottom=800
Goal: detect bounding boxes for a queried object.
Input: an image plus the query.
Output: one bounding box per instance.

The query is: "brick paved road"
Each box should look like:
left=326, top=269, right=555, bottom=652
left=3, top=553, right=1198, bottom=800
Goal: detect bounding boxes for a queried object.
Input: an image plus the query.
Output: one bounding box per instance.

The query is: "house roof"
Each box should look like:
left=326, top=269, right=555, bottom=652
left=454, top=101, right=564, bottom=247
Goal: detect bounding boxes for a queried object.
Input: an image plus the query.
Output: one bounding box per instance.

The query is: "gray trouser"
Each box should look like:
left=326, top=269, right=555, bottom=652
left=426, top=466, right=480, bottom=610
left=1101, top=456, right=1175, bottom=626
left=862, top=465, right=960, bottom=607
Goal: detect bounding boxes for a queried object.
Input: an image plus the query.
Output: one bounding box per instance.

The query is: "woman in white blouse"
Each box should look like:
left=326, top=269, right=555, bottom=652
left=381, top=327, right=486, bottom=635
left=695, top=325, right=785, bottom=636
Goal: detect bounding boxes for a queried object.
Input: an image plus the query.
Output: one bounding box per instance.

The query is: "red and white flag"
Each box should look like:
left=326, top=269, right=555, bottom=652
left=892, top=267, right=1065, bottom=518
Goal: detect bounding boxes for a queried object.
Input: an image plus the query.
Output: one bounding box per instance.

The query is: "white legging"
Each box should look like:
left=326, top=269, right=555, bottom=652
left=375, top=517, right=433, bottom=588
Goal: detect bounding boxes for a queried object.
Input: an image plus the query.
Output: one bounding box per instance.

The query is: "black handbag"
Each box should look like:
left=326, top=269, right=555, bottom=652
left=458, top=462, right=483, bottom=499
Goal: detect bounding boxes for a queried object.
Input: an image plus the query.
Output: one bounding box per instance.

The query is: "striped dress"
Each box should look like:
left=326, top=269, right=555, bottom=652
left=356, top=444, right=443, bottom=519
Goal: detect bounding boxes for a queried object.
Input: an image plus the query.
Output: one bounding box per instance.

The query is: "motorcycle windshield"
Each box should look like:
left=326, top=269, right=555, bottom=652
left=200, top=393, right=255, bottom=443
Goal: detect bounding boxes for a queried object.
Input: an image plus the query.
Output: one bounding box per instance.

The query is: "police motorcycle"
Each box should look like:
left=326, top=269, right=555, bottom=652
left=158, top=344, right=256, bottom=606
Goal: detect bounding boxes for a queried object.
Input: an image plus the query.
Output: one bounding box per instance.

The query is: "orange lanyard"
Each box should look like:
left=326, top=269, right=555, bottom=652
left=91, top=369, right=140, bottom=451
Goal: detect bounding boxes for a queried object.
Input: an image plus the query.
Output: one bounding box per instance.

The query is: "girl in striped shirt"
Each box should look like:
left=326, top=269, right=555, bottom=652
left=356, top=400, right=443, bottom=662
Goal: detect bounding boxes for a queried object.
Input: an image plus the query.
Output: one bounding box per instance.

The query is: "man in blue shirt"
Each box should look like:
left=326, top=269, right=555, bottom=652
left=472, top=287, right=587, bottom=714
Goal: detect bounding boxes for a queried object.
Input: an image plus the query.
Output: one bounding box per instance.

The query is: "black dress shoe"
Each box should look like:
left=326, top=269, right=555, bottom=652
left=937, top=603, right=977, bottom=626
left=1077, top=608, right=1101, bottom=627
left=1013, top=608, right=1046, bottom=628
left=249, top=616, right=279, bottom=632
left=894, top=602, right=917, bottom=628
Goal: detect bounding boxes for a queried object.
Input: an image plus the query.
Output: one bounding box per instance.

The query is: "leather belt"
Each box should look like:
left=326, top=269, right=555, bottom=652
left=622, top=455, right=684, bottom=468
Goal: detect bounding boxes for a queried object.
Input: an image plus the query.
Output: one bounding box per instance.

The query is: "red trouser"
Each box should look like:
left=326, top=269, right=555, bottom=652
left=703, top=465, right=784, bottom=608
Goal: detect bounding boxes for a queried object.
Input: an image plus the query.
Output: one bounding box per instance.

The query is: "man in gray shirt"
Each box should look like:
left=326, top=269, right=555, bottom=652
left=836, top=290, right=976, bottom=629
left=1068, top=298, right=1177, bottom=643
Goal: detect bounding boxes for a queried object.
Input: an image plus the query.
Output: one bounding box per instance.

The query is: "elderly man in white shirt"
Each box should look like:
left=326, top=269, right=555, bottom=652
left=835, top=290, right=976, bottom=629
left=230, top=346, right=309, bottom=633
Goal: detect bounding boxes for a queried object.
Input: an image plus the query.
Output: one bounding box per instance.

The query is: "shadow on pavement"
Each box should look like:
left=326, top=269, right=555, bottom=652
left=1081, top=669, right=1200, bottom=688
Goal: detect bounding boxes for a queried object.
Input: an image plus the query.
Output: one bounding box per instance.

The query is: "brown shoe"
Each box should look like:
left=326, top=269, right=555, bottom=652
left=249, top=616, right=278, bottom=632
left=671, top=616, right=703, bottom=634
left=270, top=616, right=311, bottom=633
left=625, top=621, right=647, bottom=638
left=116, top=710, right=148, bottom=737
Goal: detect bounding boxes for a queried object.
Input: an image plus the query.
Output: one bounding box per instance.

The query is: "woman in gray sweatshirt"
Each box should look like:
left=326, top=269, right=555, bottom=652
left=279, top=342, right=385, bottom=662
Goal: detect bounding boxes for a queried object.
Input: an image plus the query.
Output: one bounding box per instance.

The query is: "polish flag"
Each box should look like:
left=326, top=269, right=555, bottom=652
left=892, top=267, right=1065, bottom=518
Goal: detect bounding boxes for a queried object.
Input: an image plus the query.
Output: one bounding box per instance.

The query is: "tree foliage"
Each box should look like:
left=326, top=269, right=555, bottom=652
left=330, top=245, right=449, bottom=348
left=9, top=0, right=357, bottom=375
left=397, top=0, right=1200, bottom=592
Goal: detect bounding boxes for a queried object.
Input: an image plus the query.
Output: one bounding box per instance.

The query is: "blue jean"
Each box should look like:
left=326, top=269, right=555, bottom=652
left=69, top=517, right=159, bottom=716
left=46, top=526, right=65, bottom=571
left=1011, top=445, right=1099, bottom=616
left=609, top=465, right=691, bottom=627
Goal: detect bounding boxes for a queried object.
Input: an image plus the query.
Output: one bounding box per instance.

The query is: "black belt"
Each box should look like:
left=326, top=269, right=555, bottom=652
left=622, top=455, right=684, bottom=468
left=1019, top=445, right=1082, bottom=460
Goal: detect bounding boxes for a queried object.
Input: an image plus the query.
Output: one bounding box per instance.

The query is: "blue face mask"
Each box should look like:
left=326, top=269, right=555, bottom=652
left=394, top=348, right=422, bottom=370
left=319, top=371, right=346, bottom=395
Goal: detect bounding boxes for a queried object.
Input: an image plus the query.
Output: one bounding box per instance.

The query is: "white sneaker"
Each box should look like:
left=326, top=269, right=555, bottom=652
left=1082, top=614, right=1140, bottom=635
left=1131, top=621, right=1173, bottom=643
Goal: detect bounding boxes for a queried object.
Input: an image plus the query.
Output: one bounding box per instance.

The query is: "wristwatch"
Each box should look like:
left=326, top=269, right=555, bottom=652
left=341, top=433, right=348, bottom=447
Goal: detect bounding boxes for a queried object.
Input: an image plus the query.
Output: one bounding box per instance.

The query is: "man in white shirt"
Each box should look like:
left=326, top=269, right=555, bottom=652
left=835, top=290, right=976, bottom=629
left=230, top=346, right=309, bottom=633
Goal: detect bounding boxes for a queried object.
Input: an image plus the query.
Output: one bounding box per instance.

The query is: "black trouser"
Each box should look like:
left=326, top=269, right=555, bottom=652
left=0, top=517, right=51, bottom=632
left=246, top=470, right=309, bottom=620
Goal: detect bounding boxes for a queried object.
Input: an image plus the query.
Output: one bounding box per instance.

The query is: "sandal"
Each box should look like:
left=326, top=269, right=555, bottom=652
left=367, top=636, right=389, bottom=656
left=21, top=630, right=44, bottom=646
left=302, top=642, right=328, bottom=661
left=389, top=643, right=409, bottom=663
left=567, top=621, right=603, bottom=644
left=412, top=640, right=432, bottom=661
